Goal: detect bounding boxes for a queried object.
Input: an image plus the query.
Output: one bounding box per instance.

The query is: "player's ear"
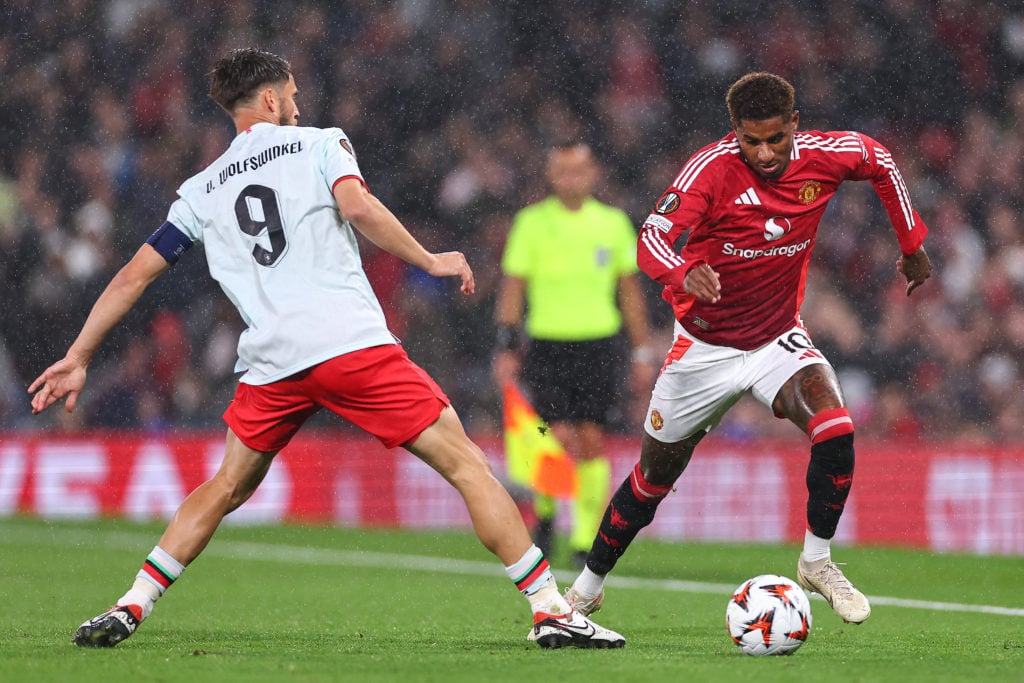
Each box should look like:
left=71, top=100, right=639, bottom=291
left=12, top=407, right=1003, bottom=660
left=791, top=110, right=800, bottom=130
left=261, top=86, right=278, bottom=113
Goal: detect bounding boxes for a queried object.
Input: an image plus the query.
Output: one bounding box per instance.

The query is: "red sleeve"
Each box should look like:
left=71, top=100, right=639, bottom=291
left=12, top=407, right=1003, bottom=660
left=636, top=159, right=718, bottom=289
left=637, top=199, right=691, bottom=290
left=850, top=133, right=929, bottom=255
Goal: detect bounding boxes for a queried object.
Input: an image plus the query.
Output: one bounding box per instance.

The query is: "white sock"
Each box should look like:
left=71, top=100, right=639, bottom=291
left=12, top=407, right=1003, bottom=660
left=801, top=530, right=832, bottom=563
left=117, top=583, right=157, bottom=619
left=504, top=545, right=570, bottom=615
left=527, top=579, right=570, bottom=616
left=572, top=566, right=606, bottom=599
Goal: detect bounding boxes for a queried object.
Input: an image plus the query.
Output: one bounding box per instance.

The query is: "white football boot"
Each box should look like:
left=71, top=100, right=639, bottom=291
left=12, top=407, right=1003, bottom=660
left=797, top=556, right=871, bottom=624
left=531, top=610, right=625, bottom=649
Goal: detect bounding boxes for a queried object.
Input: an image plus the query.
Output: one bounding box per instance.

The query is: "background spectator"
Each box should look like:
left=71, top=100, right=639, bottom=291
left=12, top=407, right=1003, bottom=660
left=3, top=0, right=1022, bottom=443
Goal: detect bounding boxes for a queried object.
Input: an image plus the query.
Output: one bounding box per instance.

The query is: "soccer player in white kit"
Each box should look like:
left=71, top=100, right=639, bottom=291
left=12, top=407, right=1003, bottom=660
left=29, top=48, right=623, bottom=650
left=565, top=72, right=933, bottom=626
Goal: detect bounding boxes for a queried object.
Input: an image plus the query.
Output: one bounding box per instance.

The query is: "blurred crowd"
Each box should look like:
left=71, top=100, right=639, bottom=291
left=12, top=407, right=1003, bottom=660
left=1, top=0, right=1023, bottom=442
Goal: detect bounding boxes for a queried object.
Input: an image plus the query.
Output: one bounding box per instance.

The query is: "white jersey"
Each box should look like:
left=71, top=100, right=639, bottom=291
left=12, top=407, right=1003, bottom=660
left=166, top=122, right=396, bottom=385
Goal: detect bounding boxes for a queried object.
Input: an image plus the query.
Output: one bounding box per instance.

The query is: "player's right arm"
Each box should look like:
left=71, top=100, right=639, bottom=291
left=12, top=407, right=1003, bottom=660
left=681, top=262, right=722, bottom=303
left=333, top=178, right=475, bottom=295
left=639, top=213, right=722, bottom=303
left=637, top=202, right=689, bottom=290
left=28, top=244, right=171, bottom=414
left=636, top=149, right=722, bottom=303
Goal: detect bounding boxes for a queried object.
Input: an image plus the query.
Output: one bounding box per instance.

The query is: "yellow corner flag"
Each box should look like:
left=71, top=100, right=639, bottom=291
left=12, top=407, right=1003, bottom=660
left=502, top=382, right=577, bottom=499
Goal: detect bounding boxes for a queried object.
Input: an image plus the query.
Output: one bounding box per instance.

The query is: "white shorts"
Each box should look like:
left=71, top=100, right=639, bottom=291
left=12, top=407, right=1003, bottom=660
left=644, top=322, right=834, bottom=442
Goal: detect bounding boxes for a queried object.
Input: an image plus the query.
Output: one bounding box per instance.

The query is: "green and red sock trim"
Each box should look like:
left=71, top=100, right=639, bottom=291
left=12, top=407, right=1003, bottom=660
left=136, top=546, right=184, bottom=596
left=513, top=556, right=551, bottom=593
left=141, top=557, right=176, bottom=591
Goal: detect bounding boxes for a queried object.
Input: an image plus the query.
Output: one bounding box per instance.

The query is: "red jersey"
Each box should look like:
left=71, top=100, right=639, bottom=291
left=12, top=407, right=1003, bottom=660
left=638, top=130, right=928, bottom=350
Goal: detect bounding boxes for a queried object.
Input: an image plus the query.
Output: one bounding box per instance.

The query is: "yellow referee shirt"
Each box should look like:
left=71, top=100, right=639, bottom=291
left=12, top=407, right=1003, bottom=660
left=501, top=196, right=638, bottom=341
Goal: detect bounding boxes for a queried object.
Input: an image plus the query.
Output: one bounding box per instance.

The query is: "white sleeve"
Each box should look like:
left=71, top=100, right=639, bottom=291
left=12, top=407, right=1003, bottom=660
left=319, top=128, right=364, bottom=190
left=166, top=197, right=204, bottom=243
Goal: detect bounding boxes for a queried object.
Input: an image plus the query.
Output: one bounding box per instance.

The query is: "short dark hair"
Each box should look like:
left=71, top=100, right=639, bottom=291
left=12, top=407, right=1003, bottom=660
left=726, top=72, right=795, bottom=123
left=208, top=48, right=292, bottom=114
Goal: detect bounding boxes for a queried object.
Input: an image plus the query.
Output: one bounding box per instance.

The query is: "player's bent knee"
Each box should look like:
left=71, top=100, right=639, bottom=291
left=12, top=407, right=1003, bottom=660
left=448, top=448, right=498, bottom=487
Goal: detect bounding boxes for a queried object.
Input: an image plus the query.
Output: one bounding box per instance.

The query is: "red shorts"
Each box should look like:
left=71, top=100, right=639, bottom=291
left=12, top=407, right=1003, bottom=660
left=223, top=344, right=450, bottom=453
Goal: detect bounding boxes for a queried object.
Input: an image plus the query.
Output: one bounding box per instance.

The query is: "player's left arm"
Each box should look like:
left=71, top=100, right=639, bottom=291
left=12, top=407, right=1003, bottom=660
left=897, top=246, right=931, bottom=296
left=333, top=177, right=475, bottom=295
left=852, top=132, right=932, bottom=295
left=28, top=244, right=171, bottom=414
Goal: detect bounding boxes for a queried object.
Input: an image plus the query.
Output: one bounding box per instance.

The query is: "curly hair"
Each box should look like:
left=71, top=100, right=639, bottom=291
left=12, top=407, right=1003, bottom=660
left=208, top=48, right=292, bottom=114
left=726, top=72, right=795, bottom=123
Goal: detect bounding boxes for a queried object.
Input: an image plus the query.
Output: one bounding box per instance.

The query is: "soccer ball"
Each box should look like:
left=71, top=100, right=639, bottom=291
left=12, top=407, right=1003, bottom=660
left=726, top=574, right=812, bottom=656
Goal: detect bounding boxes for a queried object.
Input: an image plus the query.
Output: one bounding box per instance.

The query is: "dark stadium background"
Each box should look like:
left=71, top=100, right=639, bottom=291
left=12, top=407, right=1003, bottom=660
left=1, top=0, right=1022, bottom=445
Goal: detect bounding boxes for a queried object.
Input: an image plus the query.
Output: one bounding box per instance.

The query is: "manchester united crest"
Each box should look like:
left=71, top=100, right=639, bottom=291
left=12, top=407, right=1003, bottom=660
left=650, top=409, right=664, bottom=431
left=797, top=180, right=822, bottom=205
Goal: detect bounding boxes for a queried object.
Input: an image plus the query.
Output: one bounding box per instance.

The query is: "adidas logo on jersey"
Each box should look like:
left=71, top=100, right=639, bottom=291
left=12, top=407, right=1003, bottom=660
left=734, top=188, right=761, bottom=206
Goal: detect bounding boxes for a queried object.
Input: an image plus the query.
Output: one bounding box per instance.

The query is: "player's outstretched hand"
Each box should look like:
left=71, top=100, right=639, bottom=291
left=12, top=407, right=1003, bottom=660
left=427, top=251, right=476, bottom=295
left=684, top=262, right=721, bottom=303
left=897, top=246, right=932, bottom=296
left=28, top=357, right=87, bottom=415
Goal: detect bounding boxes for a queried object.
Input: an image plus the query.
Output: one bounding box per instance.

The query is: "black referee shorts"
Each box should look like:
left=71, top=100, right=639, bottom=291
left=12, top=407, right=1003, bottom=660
left=522, top=336, right=620, bottom=426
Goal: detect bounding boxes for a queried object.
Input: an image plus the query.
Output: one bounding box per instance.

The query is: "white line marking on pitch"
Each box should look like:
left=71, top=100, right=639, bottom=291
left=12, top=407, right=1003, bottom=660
left=5, top=522, right=1024, bottom=618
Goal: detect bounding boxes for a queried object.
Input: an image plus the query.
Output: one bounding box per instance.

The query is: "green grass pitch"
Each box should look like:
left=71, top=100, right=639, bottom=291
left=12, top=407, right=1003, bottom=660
left=0, top=516, right=1021, bottom=682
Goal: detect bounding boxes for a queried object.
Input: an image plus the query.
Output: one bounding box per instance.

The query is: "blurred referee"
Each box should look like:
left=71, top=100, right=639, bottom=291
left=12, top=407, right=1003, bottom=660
left=493, top=141, right=656, bottom=568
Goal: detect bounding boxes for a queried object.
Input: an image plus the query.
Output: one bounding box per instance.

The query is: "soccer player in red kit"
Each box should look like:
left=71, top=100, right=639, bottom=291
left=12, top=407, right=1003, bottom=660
left=565, top=72, right=932, bottom=625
